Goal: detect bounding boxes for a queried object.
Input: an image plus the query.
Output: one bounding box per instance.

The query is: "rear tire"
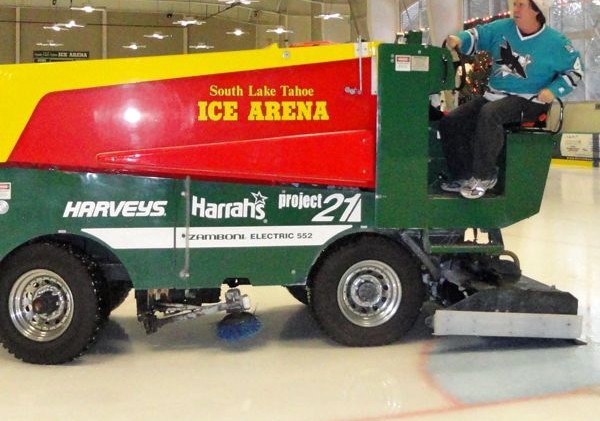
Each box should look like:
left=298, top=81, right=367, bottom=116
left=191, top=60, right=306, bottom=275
left=311, top=237, right=424, bottom=346
left=0, top=243, right=102, bottom=364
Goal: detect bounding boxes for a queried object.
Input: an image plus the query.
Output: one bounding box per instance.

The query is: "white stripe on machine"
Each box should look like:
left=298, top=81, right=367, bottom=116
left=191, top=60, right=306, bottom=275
left=82, top=225, right=352, bottom=249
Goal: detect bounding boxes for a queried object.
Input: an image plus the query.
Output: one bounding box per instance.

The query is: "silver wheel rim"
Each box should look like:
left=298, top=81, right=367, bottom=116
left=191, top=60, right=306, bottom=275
left=9, top=269, right=74, bottom=342
left=337, top=260, right=402, bottom=327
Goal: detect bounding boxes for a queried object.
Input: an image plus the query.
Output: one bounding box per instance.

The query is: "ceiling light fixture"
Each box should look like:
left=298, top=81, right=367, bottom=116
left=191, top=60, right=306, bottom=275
left=123, top=43, right=146, bottom=50
left=63, top=20, right=85, bottom=28
left=173, top=16, right=205, bottom=27
left=144, top=32, right=172, bottom=40
left=189, top=42, right=215, bottom=50
left=315, top=13, right=343, bottom=20
left=219, top=0, right=259, bottom=5
left=174, top=0, right=205, bottom=27
left=266, top=26, right=293, bottom=35
left=43, top=24, right=69, bottom=32
left=226, top=28, right=246, bottom=36
left=43, top=20, right=85, bottom=32
left=70, top=4, right=102, bottom=13
left=36, top=40, right=63, bottom=47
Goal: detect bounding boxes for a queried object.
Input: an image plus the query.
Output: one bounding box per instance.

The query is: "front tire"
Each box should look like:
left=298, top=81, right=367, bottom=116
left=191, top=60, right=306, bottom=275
left=311, top=237, right=424, bottom=346
left=99, top=281, right=131, bottom=320
left=0, top=243, right=102, bottom=364
left=285, top=285, right=310, bottom=305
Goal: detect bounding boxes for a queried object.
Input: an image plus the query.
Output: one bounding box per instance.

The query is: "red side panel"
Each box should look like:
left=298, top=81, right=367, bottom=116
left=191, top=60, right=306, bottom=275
left=9, top=59, right=377, bottom=187
left=97, top=130, right=375, bottom=188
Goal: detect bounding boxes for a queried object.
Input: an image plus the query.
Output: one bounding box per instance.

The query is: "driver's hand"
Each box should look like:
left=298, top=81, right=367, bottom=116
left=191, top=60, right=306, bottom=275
left=445, top=35, right=462, bottom=50
left=538, top=88, right=555, bottom=104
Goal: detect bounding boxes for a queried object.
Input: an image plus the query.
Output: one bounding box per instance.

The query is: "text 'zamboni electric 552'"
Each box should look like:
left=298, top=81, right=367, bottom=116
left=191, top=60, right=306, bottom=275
left=0, top=38, right=582, bottom=364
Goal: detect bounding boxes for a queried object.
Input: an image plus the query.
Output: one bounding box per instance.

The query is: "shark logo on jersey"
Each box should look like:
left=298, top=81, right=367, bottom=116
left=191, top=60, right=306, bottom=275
left=495, top=39, right=531, bottom=79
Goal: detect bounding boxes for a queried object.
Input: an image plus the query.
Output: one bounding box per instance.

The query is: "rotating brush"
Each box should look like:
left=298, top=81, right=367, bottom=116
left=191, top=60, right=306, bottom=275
left=217, top=311, right=262, bottom=342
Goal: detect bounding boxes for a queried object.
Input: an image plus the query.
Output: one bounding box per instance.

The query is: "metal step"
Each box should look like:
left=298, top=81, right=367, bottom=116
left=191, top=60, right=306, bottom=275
left=428, top=242, right=504, bottom=254
left=424, top=228, right=504, bottom=255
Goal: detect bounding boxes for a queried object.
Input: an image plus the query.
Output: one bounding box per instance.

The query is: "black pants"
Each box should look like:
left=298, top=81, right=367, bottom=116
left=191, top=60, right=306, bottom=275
left=438, top=95, right=549, bottom=180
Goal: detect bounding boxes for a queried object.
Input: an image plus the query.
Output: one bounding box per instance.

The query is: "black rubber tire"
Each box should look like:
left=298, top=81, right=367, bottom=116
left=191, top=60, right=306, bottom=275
left=0, top=243, right=102, bottom=364
left=99, top=281, right=131, bottom=320
left=285, top=285, right=310, bottom=305
left=310, top=237, right=424, bottom=346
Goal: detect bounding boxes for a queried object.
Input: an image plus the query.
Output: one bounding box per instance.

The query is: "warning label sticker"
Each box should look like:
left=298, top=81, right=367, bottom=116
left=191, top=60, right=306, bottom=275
left=0, top=183, right=11, bottom=200
left=395, top=55, right=411, bottom=72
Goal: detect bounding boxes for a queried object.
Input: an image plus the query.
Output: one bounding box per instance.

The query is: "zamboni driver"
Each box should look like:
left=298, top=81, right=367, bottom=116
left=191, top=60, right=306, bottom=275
left=439, top=0, right=582, bottom=199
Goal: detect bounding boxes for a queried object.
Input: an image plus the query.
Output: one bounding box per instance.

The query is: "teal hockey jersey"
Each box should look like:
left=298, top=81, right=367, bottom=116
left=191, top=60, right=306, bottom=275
left=457, top=18, right=582, bottom=99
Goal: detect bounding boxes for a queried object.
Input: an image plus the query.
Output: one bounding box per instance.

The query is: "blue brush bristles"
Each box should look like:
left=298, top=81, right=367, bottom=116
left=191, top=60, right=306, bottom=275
left=217, top=311, right=262, bottom=342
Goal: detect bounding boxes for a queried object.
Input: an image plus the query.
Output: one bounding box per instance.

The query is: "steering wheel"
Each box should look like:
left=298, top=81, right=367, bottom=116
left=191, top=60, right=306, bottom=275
left=442, top=39, right=467, bottom=91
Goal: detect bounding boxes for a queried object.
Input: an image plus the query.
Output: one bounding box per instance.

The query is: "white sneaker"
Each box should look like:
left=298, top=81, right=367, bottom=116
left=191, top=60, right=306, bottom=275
left=459, top=177, right=498, bottom=199
left=440, top=179, right=468, bottom=192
